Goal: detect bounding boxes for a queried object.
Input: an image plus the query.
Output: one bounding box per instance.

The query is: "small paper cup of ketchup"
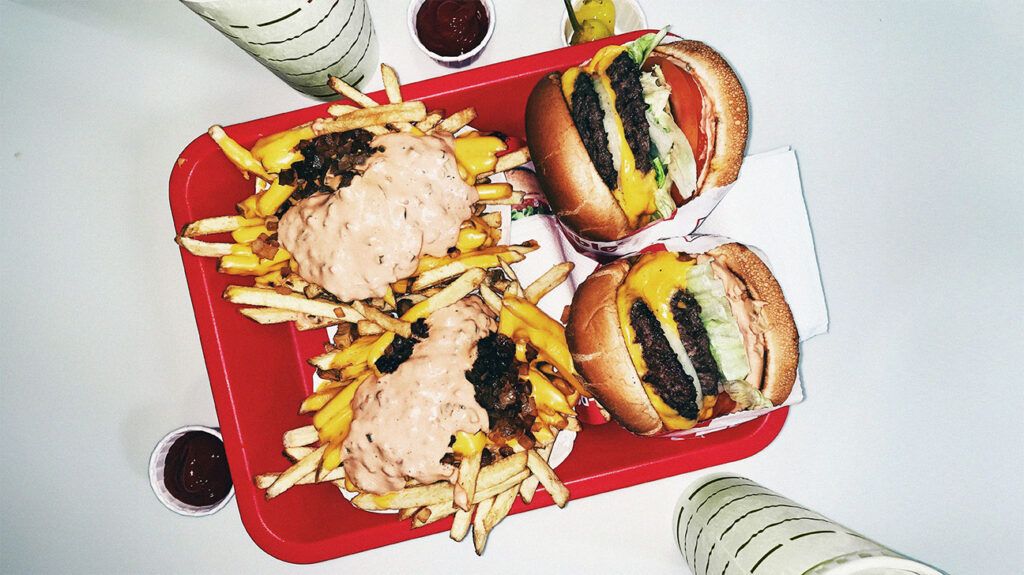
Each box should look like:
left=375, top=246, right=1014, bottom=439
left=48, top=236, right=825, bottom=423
left=408, top=0, right=496, bottom=67
left=149, top=425, right=234, bottom=517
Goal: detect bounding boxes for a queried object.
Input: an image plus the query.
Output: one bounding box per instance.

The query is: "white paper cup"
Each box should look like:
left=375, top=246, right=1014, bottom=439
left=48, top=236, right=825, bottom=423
left=181, top=0, right=379, bottom=98
left=674, top=473, right=944, bottom=575
left=560, top=0, right=647, bottom=47
left=406, top=0, right=496, bottom=68
left=149, top=425, right=234, bottom=517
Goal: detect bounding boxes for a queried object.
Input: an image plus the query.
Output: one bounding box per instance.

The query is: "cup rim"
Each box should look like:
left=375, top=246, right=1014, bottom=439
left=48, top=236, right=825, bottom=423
left=149, top=425, right=235, bottom=517
left=407, top=0, right=496, bottom=63
left=559, top=0, right=648, bottom=47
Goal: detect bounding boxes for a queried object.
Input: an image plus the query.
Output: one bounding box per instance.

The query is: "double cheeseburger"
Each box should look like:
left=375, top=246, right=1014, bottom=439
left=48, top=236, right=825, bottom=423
left=526, top=31, right=748, bottom=241
left=565, top=244, right=798, bottom=435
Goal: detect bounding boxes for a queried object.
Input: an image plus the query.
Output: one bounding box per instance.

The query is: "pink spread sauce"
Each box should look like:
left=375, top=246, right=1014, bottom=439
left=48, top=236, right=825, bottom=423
left=699, top=254, right=767, bottom=387
left=277, top=132, right=477, bottom=302
left=342, top=297, right=494, bottom=494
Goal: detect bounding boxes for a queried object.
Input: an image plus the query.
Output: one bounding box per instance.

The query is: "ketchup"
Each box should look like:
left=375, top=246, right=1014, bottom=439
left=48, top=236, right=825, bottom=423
left=163, top=431, right=232, bottom=507
left=415, top=0, right=489, bottom=57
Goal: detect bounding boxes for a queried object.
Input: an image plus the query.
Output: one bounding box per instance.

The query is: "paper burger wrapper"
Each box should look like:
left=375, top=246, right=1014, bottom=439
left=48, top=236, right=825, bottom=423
left=674, top=474, right=944, bottom=575
left=558, top=182, right=734, bottom=259
left=181, top=0, right=379, bottom=98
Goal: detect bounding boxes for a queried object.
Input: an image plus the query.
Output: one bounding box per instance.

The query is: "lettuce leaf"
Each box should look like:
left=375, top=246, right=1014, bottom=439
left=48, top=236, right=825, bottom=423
left=641, top=67, right=698, bottom=200
left=625, top=26, right=670, bottom=65
left=686, top=262, right=750, bottom=381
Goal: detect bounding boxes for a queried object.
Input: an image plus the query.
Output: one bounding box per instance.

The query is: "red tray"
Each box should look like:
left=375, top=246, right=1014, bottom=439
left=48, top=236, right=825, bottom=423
left=169, top=30, right=788, bottom=563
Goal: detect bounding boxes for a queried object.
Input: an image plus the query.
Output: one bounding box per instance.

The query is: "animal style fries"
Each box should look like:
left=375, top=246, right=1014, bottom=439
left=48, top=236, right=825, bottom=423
left=175, top=65, right=578, bottom=554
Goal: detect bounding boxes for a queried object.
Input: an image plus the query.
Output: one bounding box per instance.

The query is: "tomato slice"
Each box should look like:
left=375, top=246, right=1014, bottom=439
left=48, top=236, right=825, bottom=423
left=710, top=392, right=737, bottom=418
left=645, top=55, right=708, bottom=186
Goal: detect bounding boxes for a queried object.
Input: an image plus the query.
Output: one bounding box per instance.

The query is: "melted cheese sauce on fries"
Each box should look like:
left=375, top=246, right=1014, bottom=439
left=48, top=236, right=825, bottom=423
left=278, top=132, right=477, bottom=302
left=343, top=297, right=494, bottom=493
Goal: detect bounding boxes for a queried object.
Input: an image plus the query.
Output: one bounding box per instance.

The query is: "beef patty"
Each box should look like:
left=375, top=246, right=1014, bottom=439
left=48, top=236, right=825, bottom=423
left=671, top=291, right=720, bottom=396
left=570, top=73, right=618, bottom=190
left=607, top=52, right=653, bottom=174
left=629, top=300, right=700, bottom=420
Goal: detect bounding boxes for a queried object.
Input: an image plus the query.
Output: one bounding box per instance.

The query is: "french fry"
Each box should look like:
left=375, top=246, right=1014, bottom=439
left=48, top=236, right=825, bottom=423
left=381, top=64, right=403, bottom=104
left=415, top=112, right=444, bottom=132
left=480, top=211, right=502, bottom=228
left=295, top=314, right=341, bottom=331
left=223, top=286, right=362, bottom=322
left=472, top=469, right=530, bottom=502
left=499, top=260, right=523, bottom=297
left=327, top=75, right=378, bottom=108
left=351, top=451, right=526, bottom=511
left=475, top=183, right=513, bottom=202
left=476, top=191, right=524, bottom=205
left=412, top=501, right=458, bottom=527
left=472, top=497, right=494, bottom=555
left=476, top=484, right=519, bottom=555
left=398, top=507, right=420, bottom=521
left=266, top=444, right=327, bottom=499
left=327, top=103, right=358, bottom=117
left=255, top=465, right=344, bottom=489
left=299, top=387, right=340, bottom=414
left=506, top=240, right=540, bottom=255
left=208, top=125, right=273, bottom=181
left=524, top=262, right=574, bottom=304
left=478, top=282, right=503, bottom=315
left=352, top=301, right=412, bottom=339
left=238, top=308, right=302, bottom=325
left=433, top=107, right=477, bottom=134
left=284, top=446, right=314, bottom=461
left=181, top=215, right=261, bottom=238
left=565, top=415, right=582, bottom=432
left=356, top=319, right=384, bottom=336
left=413, top=507, right=432, bottom=524
left=176, top=236, right=234, bottom=258
left=455, top=450, right=482, bottom=511
left=283, top=425, right=318, bottom=448
left=412, top=251, right=525, bottom=291
left=526, top=449, right=569, bottom=508
left=401, top=268, right=486, bottom=321
left=312, top=102, right=426, bottom=136
left=450, top=506, right=474, bottom=542
left=494, top=148, right=531, bottom=174
left=519, top=441, right=553, bottom=503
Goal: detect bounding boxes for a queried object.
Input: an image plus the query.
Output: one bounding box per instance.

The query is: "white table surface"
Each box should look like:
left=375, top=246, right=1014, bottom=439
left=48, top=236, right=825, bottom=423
left=2, top=1, right=1021, bottom=573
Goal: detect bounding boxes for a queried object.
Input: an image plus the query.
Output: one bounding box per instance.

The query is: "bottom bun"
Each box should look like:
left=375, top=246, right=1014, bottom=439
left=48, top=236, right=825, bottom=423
left=565, top=260, right=665, bottom=436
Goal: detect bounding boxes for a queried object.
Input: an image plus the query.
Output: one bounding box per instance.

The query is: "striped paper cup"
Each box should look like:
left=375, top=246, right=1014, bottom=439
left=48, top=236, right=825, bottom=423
left=181, top=0, right=379, bottom=98
left=674, top=473, right=944, bottom=575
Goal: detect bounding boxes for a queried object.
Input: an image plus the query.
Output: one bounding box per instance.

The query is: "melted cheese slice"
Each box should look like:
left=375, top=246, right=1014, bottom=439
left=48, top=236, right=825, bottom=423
left=616, top=252, right=707, bottom=430
left=561, top=46, right=658, bottom=228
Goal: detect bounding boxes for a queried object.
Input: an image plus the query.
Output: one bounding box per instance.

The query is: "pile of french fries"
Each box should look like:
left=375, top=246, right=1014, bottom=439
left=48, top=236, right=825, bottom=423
left=175, top=66, right=587, bottom=554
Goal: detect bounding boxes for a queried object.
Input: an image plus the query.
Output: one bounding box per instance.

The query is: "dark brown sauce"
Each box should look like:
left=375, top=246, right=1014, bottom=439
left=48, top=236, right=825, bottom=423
left=163, top=431, right=232, bottom=507
left=415, top=0, right=489, bottom=57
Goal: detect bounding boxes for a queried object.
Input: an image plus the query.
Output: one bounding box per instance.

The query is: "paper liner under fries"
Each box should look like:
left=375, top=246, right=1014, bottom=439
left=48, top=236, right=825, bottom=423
left=674, top=474, right=944, bottom=575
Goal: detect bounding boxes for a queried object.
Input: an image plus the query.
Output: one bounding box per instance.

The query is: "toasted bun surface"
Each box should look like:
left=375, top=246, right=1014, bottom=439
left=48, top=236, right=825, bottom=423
left=707, top=243, right=798, bottom=405
left=654, top=41, right=749, bottom=192
left=525, top=74, right=631, bottom=241
left=566, top=244, right=798, bottom=435
left=525, top=41, right=748, bottom=242
left=565, top=259, right=664, bottom=435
